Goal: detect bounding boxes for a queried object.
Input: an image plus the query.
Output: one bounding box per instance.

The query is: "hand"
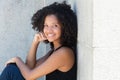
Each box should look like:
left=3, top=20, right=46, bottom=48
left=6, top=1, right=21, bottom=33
left=5, top=57, right=20, bottom=66
left=33, top=32, right=47, bottom=43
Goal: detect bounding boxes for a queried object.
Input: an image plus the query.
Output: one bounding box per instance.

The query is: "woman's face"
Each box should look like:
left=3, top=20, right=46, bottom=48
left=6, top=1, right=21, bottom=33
left=43, top=15, right=62, bottom=44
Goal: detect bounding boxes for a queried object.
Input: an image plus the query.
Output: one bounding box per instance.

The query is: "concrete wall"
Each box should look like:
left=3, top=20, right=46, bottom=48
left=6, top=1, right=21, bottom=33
left=0, top=0, right=46, bottom=80
left=76, top=0, right=93, bottom=80
left=76, top=0, right=120, bottom=80
left=93, top=0, right=120, bottom=80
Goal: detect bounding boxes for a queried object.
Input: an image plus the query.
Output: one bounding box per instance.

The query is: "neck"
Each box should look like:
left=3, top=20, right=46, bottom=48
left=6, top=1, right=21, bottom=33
left=53, top=42, right=62, bottom=50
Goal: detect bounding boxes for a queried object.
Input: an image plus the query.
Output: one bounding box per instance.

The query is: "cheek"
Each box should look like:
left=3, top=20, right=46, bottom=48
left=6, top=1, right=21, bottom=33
left=56, top=29, right=61, bottom=37
left=43, top=27, right=46, bottom=33
left=43, top=28, right=47, bottom=35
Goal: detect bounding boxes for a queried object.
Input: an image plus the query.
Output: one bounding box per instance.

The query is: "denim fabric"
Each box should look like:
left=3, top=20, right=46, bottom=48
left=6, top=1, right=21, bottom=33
left=0, top=63, right=25, bottom=80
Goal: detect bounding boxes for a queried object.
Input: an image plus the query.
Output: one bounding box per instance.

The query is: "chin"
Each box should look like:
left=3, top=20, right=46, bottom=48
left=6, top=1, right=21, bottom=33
left=47, top=39, right=54, bottom=42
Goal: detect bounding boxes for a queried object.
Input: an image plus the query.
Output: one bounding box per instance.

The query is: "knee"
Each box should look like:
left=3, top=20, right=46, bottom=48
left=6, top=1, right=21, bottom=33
left=3, top=63, right=18, bottom=74
left=0, top=63, right=17, bottom=79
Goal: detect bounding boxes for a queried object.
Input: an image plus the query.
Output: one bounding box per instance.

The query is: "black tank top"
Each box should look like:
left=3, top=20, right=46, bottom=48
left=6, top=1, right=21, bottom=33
left=46, top=46, right=77, bottom=80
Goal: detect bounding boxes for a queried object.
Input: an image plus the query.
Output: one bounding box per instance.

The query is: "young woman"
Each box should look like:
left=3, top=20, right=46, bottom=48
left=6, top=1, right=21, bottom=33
left=0, top=1, right=77, bottom=80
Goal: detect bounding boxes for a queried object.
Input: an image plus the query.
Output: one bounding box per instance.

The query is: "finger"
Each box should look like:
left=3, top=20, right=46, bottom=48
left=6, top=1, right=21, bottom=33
left=34, top=33, right=40, bottom=42
left=6, top=58, right=16, bottom=64
left=41, top=32, right=47, bottom=40
left=5, top=60, right=15, bottom=66
left=39, top=32, right=43, bottom=40
left=39, top=32, right=47, bottom=41
left=41, top=32, right=46, bottom=38
left=41, top=33, right=45, bottom=39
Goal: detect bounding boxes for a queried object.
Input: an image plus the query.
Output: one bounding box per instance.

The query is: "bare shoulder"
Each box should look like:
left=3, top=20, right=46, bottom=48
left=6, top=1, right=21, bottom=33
left=52, top=46, right=75, bottom=65
left=37, top=47, right=75, bottom=72
left=53, top=47, right=74, bottom=56
left=51, top=47, right=75, bottom=72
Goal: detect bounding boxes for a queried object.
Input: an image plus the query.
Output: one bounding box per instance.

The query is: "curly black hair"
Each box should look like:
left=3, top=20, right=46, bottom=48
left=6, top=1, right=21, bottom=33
left=31, top=1, right=77, bottom=49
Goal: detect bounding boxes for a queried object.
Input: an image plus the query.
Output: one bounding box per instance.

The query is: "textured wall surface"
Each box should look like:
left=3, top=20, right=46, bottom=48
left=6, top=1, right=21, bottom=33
left=93, top=0, right=120, bottom=80
left=76, top=0, right=93, bottom=80
left=0, top=0, right=46, bottom=80
left=76, top=0, right=120, bottom=80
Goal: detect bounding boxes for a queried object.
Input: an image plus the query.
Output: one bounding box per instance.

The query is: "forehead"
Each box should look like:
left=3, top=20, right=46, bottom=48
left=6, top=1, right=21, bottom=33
left=44, top=14, right=59, bottom=24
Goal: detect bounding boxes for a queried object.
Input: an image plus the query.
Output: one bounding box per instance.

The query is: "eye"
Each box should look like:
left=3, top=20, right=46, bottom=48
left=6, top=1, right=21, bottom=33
left=44, top=24, right=48, bottom=27
left=53, top=24, right=58, bottom=28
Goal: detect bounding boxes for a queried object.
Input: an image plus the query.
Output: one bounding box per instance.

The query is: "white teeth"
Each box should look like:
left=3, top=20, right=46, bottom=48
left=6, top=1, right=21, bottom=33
left=48, top=34, right=54, bottom=37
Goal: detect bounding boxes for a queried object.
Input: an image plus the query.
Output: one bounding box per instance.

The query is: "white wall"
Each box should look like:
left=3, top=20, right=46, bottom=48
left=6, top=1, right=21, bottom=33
left=75, top=0, right=93, bottom=80
left=76, top=0, right=120, bottom=80
left=93, top=0, right=120, bottom=80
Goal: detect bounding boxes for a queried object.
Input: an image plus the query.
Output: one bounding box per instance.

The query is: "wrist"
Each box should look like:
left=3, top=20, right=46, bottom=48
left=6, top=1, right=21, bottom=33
left=32, top=40, right=40, bottom=46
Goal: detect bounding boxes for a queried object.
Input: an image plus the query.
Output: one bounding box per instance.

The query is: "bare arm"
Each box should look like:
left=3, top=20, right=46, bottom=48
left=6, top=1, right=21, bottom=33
left=35, top=50, right=53, bottom=67
left=26, top=33, right=47, bottom=69
left=13, top=47, right=74, bottom=80
left=25, top=41, right=38, bottom=69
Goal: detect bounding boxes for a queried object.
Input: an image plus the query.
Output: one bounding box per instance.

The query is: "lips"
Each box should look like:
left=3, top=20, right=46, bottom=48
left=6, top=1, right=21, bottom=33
left=46, top=34, right=56, bottom=39
left=46, top=34, right=55, bottom=42
left=47, top=34, right=54, bottom=37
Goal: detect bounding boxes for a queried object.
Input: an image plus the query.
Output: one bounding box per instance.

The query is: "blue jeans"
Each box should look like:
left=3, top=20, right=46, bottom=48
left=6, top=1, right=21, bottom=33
left=0, top=63, right=25, bottom=80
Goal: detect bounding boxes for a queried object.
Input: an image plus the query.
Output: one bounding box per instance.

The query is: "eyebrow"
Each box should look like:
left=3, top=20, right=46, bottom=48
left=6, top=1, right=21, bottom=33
left=44, top=23, right=59, bottom=25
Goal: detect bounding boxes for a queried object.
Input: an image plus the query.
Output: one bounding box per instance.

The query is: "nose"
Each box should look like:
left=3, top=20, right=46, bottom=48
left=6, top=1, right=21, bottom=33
left=46, top=27, right=53, bottom=33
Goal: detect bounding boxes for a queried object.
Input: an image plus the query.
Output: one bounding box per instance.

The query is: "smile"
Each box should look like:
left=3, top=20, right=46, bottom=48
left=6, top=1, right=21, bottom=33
left=47, top=34, right=55, bottom=37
